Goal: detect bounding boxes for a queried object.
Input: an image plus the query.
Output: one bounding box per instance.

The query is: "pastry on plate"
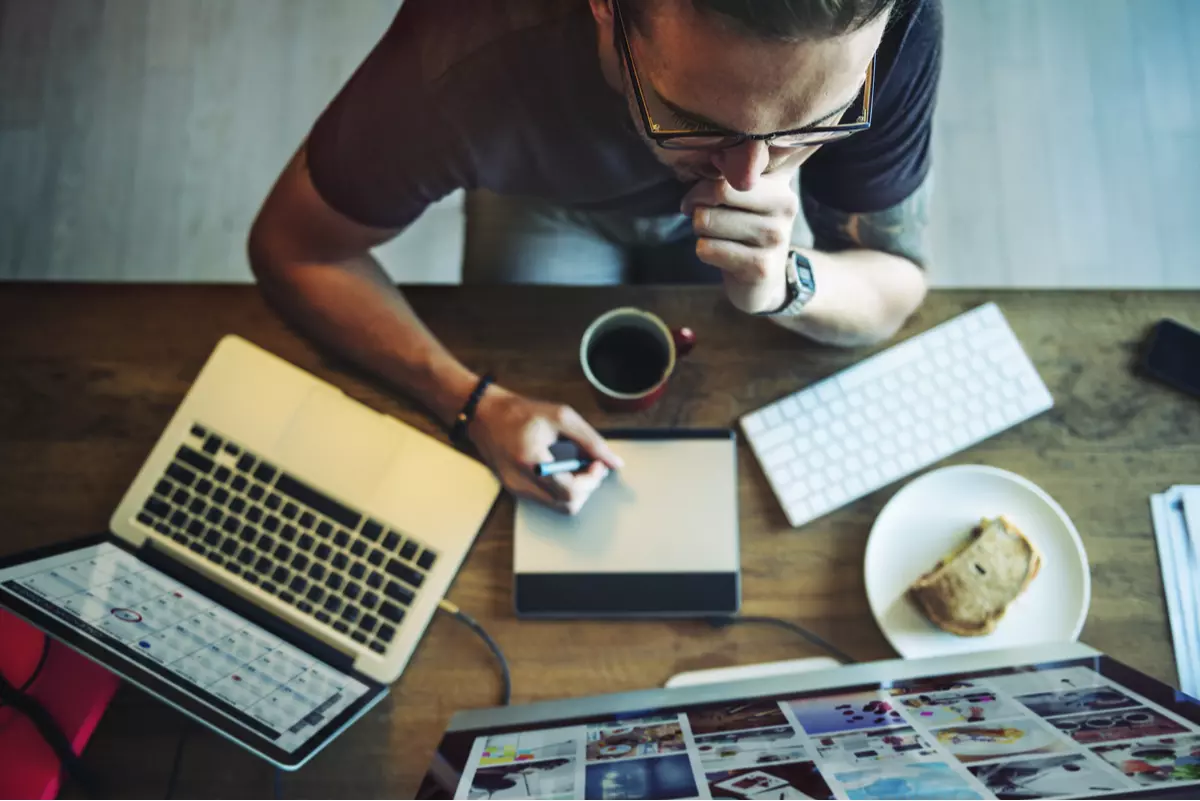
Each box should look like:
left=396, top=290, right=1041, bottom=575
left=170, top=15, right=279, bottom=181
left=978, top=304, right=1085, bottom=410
left=908, top=516, right=1042, bottom=636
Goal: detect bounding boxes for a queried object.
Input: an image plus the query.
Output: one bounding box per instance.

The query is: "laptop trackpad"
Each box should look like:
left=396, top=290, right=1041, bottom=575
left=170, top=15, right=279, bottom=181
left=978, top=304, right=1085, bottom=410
left=272, top=387, right=397, bottom=502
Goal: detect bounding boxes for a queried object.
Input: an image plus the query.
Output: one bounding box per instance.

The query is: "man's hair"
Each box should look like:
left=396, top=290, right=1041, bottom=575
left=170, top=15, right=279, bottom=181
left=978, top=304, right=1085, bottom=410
left=624, top=0, right=898, bottom=42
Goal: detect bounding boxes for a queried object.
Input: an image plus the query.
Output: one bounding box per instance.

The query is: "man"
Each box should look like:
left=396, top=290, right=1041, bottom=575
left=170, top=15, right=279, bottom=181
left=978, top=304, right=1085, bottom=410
left=248, top=0, right=941, bottom=514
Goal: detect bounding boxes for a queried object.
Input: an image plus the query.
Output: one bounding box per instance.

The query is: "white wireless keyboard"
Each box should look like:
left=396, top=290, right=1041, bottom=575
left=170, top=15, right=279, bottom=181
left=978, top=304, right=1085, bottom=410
left=740, top=303, right=1054, bottom=527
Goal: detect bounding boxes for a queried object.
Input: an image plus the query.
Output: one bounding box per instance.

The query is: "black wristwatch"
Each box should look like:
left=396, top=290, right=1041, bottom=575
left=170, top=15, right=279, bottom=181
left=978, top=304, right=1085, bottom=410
left=756, top=249, right=816, bottom=317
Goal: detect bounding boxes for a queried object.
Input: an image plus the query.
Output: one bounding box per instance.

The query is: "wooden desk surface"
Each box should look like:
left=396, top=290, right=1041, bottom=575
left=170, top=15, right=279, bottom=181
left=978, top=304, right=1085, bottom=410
left=1, top=285, right=1197, bottom=797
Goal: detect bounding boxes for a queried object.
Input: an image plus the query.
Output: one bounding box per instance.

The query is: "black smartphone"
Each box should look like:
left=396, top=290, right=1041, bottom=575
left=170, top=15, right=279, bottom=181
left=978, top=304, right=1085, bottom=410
left=1141, top=318, right=1200, bottom=399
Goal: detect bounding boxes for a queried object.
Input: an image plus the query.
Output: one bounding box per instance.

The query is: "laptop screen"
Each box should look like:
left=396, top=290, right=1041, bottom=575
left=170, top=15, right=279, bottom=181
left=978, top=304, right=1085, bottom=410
left=420, top=655, right=1200, bottom=799
left=0, top=540, right=379, bottom=764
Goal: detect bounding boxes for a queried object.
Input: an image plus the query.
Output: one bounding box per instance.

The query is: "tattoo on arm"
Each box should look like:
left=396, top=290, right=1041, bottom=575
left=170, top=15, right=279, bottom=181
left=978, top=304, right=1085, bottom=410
left=801, top=173, right=933, bottom=269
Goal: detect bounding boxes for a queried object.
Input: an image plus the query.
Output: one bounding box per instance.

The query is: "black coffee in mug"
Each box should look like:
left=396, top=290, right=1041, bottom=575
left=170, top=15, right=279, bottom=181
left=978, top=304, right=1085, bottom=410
left=585, top=326, right=669, bottom=394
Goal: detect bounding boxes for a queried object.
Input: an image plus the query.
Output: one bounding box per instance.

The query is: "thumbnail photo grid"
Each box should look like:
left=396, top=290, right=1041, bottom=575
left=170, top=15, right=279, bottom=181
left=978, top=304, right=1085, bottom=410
left=454, top=666, right=1200, bottom=800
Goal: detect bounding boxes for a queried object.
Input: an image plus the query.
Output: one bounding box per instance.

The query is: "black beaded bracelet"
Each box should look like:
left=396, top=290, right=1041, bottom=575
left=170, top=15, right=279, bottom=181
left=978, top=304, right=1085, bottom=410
left=450, top=374, right=495, bottom=450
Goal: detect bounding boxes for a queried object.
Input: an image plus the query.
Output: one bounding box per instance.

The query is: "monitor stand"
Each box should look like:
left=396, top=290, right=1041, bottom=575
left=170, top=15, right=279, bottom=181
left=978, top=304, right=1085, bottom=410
left=664, top=657, right=843, bottom=689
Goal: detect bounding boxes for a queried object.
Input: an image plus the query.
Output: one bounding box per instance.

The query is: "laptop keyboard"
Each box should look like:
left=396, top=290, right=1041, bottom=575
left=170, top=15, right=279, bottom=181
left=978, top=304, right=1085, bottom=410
left=134, top=423, right=439, bottom=656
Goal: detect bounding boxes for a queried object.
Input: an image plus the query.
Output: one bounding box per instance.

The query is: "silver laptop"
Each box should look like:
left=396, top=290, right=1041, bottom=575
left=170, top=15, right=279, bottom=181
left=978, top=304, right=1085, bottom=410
left=0, top=335, right=500, bottom=767
left=418, top=642, right=1200, bottom=800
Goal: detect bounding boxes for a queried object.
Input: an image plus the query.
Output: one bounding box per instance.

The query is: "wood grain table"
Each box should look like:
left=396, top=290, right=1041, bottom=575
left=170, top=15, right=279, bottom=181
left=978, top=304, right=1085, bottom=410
left=1, top=285, right=1197, bottom=798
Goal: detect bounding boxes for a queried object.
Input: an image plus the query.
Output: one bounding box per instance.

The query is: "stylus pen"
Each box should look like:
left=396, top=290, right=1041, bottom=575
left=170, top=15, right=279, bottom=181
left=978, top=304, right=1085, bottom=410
left=534, top=458, right=594, bottom=477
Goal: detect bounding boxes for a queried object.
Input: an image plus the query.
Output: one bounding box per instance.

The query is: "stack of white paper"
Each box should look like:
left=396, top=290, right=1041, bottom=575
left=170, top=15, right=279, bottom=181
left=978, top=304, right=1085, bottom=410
left=1150, top=485, right=1200, bottom=697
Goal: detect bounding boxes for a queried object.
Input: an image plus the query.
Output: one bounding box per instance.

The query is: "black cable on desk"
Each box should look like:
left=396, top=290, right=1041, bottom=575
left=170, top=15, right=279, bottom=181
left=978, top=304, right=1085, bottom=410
left=705, top=615, right=857, bottom=665
left=439, top=600, right=512, bottom=706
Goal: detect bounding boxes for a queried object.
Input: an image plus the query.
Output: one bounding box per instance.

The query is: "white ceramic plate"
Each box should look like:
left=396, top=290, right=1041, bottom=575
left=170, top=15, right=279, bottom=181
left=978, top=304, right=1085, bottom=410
left=865, top=465, right=1090, bottom=659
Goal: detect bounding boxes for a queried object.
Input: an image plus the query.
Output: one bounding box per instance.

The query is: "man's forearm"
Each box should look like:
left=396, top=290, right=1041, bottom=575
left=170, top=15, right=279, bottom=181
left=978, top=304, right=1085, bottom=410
left=252, top=254, right=478, bottom=426
left=770, top=247, right=927, bottom=348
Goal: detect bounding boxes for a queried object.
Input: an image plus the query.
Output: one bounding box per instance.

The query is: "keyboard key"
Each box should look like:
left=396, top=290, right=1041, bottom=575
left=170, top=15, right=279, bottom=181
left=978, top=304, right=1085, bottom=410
left=315, top=544, right=332, bottom=561
left=213, top=465, right=232, bottom=483
left=377, top=624, right=395, bottom=642
left=379, top=604, right=404, bottom=624
left=362, top=592, right=379, bottom=609
left=281, top=503, right=299, bottom=521
left=307, top=585, right=325, bottom=603
left=369, top=642, right=386, bottom=654
left=324, top=595, right=342, bottom=613
left=297, top=601, right=313, bottom=614
left=189, top=498, right=207, bottom=515
left=172, top=488, right=189, bottom=505
left=274, top=544, right=292, bottom=562
left=382, top=531, right=401, bottom=551
left=221, top=539, right=238, bottom=556
left=208, top=553, right=224, bottom=567
left=416, top=550, right=437, bottom=571
left=222, top=517, right=239, bottom=533
left=230, top=475, right=248, bottom=492
left=333, top=621, right=350, bottom=634
left=236, top=454, right=255, bottom=472
left=291, top=553, right=309, bottom=571
left=366, top=571, right=384, bottom=589
left=258, top=534, right=275, bottom=552
left=368, top=549, right=385, bottom=567
left=253, top=462, right=277, bottom=483
left=195, top=478, right=214, bottom=496
left=299, top=512, right=316, bottom=529
left=385, top=580, right=414, bottom=606
left=172, top=533, right=188, bottom=545
left=275, top=473, right=362, bottom=530
left=211, top=487, right=230, bottom=505
left=189, top=542, right=207, bottom=556
left=316, top=521, right=333, bottom=539
left=136, top=511, right=155, bottom=527
left=351, top=631, right=367, bottom=644
left=239, top=525, right=258, bottom=543
left=308, top=563, right=326, bottom=581
left=349, top=562, right=366, bottom=579
left=345, top=583, right=360, bottom=600
left=360, top=614, right=377, bottom=631
left=265, top=494, right=282, bottom=511
left=281, top=524, right=297, bottom=542
left=237, top=547, right=255, bottom=565
left=247, top=507, right=263, bottom=524
left=254, top=556, right=272, bottom=574
left=386, top=559, right=424, bottom=588
left=226, top=564, right=241, bottom=576
left=316, top=611, right=331, bottom=624
left=189, top=520, right=207, bottom=537
left=325, top=573, right=344, bottom=591
left=248, top=484, right=265, bottom=502
left=144, top=496, right=170, bottom=518
left=190, top=424, right=207, bottom=438
left=399, top=540, right=418, bottom=561
left=341, top=606, right=359, bottom=624
left=154, top=479, right=172, bottom=496
left=261, top=582, right=276, bottom=595
left=334, top=530, right=350, bottom=548
left=176, top=446, right=214, bottom=474
left=263, top=515, right=280, bottom=533
left=350, top=540, right=367, bottom=557
left=229, top=497, right=247, bottom=515
left=271, top=566, right=289, bottom=584
left=290, top=576, right=308, bottom=593
left=224, top=441, right=240, bottom=456
left=361, top=520, right=383, bottom=541
left=279, top=591, right=295, bottom=604
left=169, top=510, right=188, bottom=528
left=332, top=553, right=348, bottom=571
left=298, top=534, right=315, bottom=551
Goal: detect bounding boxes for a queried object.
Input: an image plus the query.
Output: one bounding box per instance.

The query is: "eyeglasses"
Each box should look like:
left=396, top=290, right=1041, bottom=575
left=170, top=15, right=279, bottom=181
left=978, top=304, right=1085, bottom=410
left=612, top=0, right=875, bottom=151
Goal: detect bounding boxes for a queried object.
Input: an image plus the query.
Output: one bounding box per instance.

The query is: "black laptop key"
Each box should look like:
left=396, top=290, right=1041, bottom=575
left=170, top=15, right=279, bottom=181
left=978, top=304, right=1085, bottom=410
left=379, top=603, right=403, bottom=624
left=246, top=506, right=263, bottom=524
left=207, top=552, right=224, bottom=567
left=172, top=533, right=188, bottom=546
left=366, top=571, right=383, bottom=589
left=144, top=496, right=170, bottom=518
left=382, top=531, right=401, bottom=551
left=221, top=539, right=238, bottom=556
left=206, top=507, right=223, bottom=524
left=172, top=488, right=189, bottom=506
left=323, top=595, right=341, bottom=613
left=360, top=614, right=377, bottom=631
left=254, top=556, right=272, bottom=574
left=399, top=540, right=418, bottom=561
left=341, top=606, right=359, bottom=624
left=332, top=553, right=348, bottom=571
left=169, top=510, right=188, bottom=528
left=367, top=549, right=385, bottom=567
left=258, top=534, right=275, bottom=552
left=213, top=465, right=232, bottom=483
left=308, top=563, right=326, bottom=581
left=177, top=445, right=214, bottom=474
left=189, top=498, right=207, bottom=515
left=230, top=475, right=248, bottom=492
left=222, top=517, right=239, bottom=534
left=369, top=642, right=386, bottom=654
left=265, top=493, right=282, bottom=511
left=226, top=564, right=241, bottom=576
left=362, top=592, right=379, bottom=609
left=350, top=540, right=366, bottom=558
left=297, top=601, right=312, bottom=614
left=211, top=487, right=230, bottom=505
left=137, top=511, right=155, bottom=527
left=244, top=573, right=259, bottom=586
left=248, top=484, right=265, bottom=502
left=351, top=631, right=367, bottom=644
left=307, top=585, right=324, bottom=603
left=344, top=583, right=360, bottom=601
left=281, top=524, right=297, bottom=542
left=349, top=562, right=365, bottom=580
left=289, top=575, right=308, bottom=593
left=271, top=566, right=289, bottom=584
left=236, top=454, right=255, bottom=472
left=189, top=542, right=205, bottom=556
left=316, top=521, right=333, bottom=538
left=334, top=530, right=350, bottom=548
left=229, top=497, right=247, bottom=515
left=361, top=520, right=383, bottom=541
left=275, top=473, right=362, bottom=530
left=154, top=479, right=172, bottom=497
left=187, top=519, right=205, bottom=537
left=291, top=553, right=309, bottom=571
left=274, top=544, right=292, bottom=562
left=282, top=502, right=299, bottom=520
left=223, top=442, right=239, bottom=456
left=298, top=533, right=314, bottom=551
left=315, top=544, right=332, bottom=561
left=155, top=522, right=172, bottom=536
left=202, top=528, right=220, bottom=546
left=190, top=424, right=207, bottom=439
left=263, top=515, right=280, bottom=533
left=166, top=464, right=196, bottom=487
left=253, top=462, right=277, bottom=483
left=377, top=624, right=395, bottom=642
left=385, top=581, right=414, bottom=606
left=202, top=435, right=222, bottom=455
left=279, top=591, right=294, bottom=605
left=195, top=478, right=213, bottom=496
left=315, top=611, right=331, bottom=624
left=333, top=621, right=349, bottom=634
left=238, top=526, right=256, bottom=543
left=386, top=559, right=423, bottom=589
left=260, top=582, right=276, bottom=595
left=325, top=573, right=343, bottom=592
left=299, top=512, right=316, bottom=529
left=237, top=547, right=255, bottom=565
left=416, top=550, right=437, bottom=570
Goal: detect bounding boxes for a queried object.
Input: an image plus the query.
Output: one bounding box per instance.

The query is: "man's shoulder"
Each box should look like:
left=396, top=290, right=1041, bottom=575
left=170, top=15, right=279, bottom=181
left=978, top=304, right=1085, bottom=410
left=395, top=0, right=588, bottom=84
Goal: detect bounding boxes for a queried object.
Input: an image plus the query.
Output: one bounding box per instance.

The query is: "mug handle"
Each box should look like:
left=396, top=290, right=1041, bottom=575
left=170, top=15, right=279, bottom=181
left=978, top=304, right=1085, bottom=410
left=672, top=327, right=697, bottom=358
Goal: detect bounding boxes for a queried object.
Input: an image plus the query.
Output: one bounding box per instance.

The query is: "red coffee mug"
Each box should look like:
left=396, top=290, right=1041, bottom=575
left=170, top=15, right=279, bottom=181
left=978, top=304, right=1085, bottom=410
left=580, top=307, right=696, bottom=412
